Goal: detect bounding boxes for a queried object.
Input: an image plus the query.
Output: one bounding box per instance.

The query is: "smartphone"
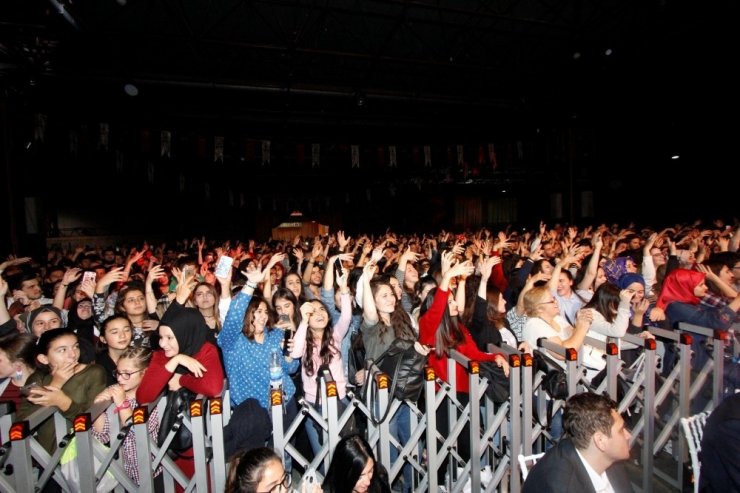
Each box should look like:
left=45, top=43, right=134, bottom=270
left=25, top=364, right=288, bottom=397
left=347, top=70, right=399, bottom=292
left=82, top=271, right=97, bottom=284
left=20, top=382, right=40, bottom=396
left=278, top=314, right=291, bottom=323
left=282, top=327, right=294, bottom=356
left=214, top=255, right=234, bottom=277
left=183, top=265, right=196, bottom=277
left=334, top=257, right=343, bottom=278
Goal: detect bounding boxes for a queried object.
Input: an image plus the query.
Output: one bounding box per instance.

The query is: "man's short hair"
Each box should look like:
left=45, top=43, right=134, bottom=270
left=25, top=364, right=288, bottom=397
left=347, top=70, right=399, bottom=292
left=563, top=393, right=618, bottom=449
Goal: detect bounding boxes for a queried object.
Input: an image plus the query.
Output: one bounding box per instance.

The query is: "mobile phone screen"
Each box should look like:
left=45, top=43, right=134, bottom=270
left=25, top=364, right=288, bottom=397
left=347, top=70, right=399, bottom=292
left=214, top=255, right=234, bottom=277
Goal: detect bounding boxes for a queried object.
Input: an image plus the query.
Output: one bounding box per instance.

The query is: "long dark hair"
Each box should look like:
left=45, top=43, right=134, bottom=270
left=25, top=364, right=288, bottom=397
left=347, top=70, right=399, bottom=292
left=323, top=434, right=390, bottom=493
left=225, top=447, right=281, bottom=493
left=271, top=287, right=302, bottom=326
left=420, top=287, right=464, bottom=358
left=303, top=299, right=337, bottom=377
left=583, top=282, right=621, bottom=323
left=368, top=277, right=415, bottom=343
left=242, top=296, right=276, bottom=340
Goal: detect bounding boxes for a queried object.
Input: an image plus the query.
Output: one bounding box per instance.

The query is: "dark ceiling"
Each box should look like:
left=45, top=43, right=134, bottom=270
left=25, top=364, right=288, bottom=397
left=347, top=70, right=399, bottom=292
left=2, top=0, right=735, bottom=135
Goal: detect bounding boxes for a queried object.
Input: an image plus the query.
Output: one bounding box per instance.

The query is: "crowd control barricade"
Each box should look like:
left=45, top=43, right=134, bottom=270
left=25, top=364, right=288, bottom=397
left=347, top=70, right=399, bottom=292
left=1, top=386, right=227, bottom=493
left=486, top=343, right=523, bottom=493
left=532, top=339, right=579, bottom=451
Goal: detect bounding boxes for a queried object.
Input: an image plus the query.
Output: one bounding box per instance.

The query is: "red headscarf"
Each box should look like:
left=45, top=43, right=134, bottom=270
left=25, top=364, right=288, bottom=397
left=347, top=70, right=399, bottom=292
left=656, top=268, right=705, bottom=310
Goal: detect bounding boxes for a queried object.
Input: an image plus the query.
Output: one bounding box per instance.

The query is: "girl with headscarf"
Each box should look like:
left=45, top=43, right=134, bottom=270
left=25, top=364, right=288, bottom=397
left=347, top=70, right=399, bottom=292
left=136, top=305, right=224, bottom=481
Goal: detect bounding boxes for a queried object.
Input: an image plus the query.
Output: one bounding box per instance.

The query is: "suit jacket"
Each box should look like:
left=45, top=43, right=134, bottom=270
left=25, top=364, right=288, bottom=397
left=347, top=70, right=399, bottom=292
left=523, top=439, right=633, bottom=493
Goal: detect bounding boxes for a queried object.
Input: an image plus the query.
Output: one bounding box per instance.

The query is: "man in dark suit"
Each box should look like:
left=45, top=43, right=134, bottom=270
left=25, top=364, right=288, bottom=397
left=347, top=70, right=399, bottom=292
left=699, top=392, right=740, bottom=492
left=523, top=392, right=634, bottom=493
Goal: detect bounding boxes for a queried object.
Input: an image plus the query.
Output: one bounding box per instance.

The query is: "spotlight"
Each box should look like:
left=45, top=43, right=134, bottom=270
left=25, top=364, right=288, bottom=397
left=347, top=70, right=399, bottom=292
left=671, top=155, right=680, bottom=160
left=123, top=83, right=139, bottom=96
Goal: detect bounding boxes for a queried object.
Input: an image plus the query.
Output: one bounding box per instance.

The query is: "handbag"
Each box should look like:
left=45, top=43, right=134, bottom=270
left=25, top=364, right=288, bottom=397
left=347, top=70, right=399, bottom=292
left=362, top=338, right=428, bottom=424
left=533, top=351, right=568, bottom=400
left=477, top=360, right=510, bottom=404
left=158, top=387, right=197, bottom=458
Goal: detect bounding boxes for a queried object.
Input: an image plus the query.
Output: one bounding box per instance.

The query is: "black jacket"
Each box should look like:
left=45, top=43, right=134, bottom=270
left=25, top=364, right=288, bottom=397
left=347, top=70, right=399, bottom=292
left=523, top=439, right=633, bottom=493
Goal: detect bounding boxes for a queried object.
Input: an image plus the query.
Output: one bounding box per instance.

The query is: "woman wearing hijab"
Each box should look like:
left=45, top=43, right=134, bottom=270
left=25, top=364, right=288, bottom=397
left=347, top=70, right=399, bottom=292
left=137, top=305, right=224, bottom=480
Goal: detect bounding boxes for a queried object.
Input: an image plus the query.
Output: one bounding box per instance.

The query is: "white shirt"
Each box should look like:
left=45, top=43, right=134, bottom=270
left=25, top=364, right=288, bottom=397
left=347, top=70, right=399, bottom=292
left=575, top=448, right=616, bottom=493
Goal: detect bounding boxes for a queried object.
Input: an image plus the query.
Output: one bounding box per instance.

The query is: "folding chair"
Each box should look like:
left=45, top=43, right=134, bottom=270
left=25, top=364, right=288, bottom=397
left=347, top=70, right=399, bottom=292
left=680, top=412, right=708, bottom=493
left=517, top=452, right=545, bottom=481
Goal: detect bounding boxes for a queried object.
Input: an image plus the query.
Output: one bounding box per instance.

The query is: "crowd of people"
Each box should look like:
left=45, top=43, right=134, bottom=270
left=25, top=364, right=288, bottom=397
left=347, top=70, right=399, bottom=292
left=0, top=219, right=738, bottom=492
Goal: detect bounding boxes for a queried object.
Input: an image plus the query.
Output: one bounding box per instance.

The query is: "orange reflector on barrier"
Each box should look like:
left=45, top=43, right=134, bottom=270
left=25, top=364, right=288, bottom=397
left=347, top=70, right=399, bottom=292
left=425, top=366, right=436, bottom=381
left=469, top=361, right=479, bottom=374
left=132, top=406, right=147, bottom=425
left=190, top=400, right=203, bottom=418
left=326, top=381, right=338, bottom=398
left=522, top=353, right=533, bottom=367
left=9, top=421, right=29, bottom=441
left=565, top=348, right=578, bottom=361
left=510, top=354, right=521, bottom=367
left=376, top=373, right=389, bottom=389
left=680, top=333, right=693, bottom=345
left=271, top=388, right=283, bottom=406
left=645, top=339, right=657, bottom=351
left=606, top=342, right=618, bottom=356
left=210, top=398, right=222, bottom=415
left=73, top=414, right=91, bottom=432
left=717, top=330, right=730, bottom=341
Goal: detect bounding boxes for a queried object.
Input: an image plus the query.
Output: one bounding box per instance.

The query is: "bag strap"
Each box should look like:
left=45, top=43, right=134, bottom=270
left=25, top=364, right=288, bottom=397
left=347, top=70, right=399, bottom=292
left=365, top=351, right=404, bottom=426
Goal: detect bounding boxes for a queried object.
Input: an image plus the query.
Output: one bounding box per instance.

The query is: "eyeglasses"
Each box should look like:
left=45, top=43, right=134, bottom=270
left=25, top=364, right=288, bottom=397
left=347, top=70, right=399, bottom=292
left=538, top=299, right=557, bottom=305
left=257, top=471, right=291, bottom=493
left=113, top=369, right=144, bottom=380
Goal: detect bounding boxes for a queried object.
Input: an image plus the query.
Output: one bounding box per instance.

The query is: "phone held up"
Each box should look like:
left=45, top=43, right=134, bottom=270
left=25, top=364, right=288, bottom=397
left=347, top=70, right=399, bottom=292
left=214, top=255, right=234, bottom=278
left=82, top=271, right=97, bottom=284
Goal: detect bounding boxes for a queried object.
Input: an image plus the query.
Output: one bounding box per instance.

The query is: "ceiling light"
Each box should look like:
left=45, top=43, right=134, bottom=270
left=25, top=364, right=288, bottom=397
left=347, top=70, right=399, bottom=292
left=123, top=83, right=139, bottom=96
left=671, top=155, right=679, bottom=160
left=605, top=48, right=613, bottom=56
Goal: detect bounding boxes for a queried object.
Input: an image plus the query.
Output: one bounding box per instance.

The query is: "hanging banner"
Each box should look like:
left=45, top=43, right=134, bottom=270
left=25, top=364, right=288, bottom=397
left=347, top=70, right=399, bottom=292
left=312, top=143, right=320, bottom=168
left=34, top=114, right=47, bottom=142
left=161, top=130, right=172, bottom=158
left=214, top=136, right=224, bottom=162
left=488, top=143, right=498, bottom=170
left=99, top=123, right=109, bottom=151
left=147, top=161, right=154, bottom=184
left=69, top=129, right=78, bottom=156
left=424, top=145, right=432, bottom=167
left=457, top=145, right=464, bottom=165
left=115, top=150, right=124, bottom=175
left=389, top=145, right=397, bottom=167
left=351, top=145, right=360, bottom=168
left=262, top=140, right=271, bottom=166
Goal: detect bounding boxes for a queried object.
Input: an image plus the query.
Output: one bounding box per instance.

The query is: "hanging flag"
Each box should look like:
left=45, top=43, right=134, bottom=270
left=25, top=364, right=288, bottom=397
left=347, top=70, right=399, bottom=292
left=312, top=143, right=320, bottom=168
left=34, top=114, right=47, bottom=142
left=215, top=136, right=224, bottom=162
left=457, top=145, right=464, bottom=165
left=196, top=135, right=207, bottom=160
left=424, top=145, right=432, bottom=167
left=147, top=161, right=154, bottom=184
left=262, top=140, right=271, bottom=166
left=488, top=144, right=498, bottom=170
left=377, top=146, right=385, bottom=167
left=69, top=129, right=78, bottom=156
left=351, top=145, right=360, bottom=168
left=297, top=143, right=305, bottom=167
left=161, top=130, right=171, bottom=158
left=389, top=145, right=397, bottom=167
left=115, top=150, right=124, bottom=175
left=99, top=123, right=109, bottom=150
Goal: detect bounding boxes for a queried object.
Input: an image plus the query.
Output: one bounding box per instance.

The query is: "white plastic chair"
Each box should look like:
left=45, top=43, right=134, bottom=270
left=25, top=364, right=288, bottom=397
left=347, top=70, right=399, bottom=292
left=680, top=412, right=708, bottom=493
left=518, top=452, right=545, bottom=480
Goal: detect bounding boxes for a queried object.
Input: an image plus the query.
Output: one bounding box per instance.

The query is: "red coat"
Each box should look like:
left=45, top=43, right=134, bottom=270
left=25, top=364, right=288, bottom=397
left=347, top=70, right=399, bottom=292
left=137, top=342, right=224, bottom=404
left=419, top=287, right=501, bottom=394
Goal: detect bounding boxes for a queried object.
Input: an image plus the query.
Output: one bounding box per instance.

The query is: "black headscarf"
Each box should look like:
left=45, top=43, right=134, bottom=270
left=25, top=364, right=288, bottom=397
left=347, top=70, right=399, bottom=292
left=159, top=305, right=212, bottom=374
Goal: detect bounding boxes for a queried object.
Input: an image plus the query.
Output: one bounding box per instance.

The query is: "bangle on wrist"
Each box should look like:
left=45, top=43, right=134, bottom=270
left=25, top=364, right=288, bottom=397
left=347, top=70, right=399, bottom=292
left=246, top=281, right=258, bottom=289
left=114, top=401, right=131, bottom=413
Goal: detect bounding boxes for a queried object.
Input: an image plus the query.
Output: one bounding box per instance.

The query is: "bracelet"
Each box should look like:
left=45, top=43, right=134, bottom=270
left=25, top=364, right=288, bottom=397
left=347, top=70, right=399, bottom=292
left=62, top=284, right=69, bottom=287
left=114, top=401, right=131, bottom=413
left=246, top=281, right=258, bottom=289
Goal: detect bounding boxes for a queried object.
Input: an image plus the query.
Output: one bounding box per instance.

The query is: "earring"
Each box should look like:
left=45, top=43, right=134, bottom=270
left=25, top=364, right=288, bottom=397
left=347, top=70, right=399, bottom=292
left=14, top=368, right=23, bottom=381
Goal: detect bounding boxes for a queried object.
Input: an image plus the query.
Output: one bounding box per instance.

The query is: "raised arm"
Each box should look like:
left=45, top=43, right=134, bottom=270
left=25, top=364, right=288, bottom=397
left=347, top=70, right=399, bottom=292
left=54, top=268, right=81, bottom=309
left=577, top=233, right=603, bottom=292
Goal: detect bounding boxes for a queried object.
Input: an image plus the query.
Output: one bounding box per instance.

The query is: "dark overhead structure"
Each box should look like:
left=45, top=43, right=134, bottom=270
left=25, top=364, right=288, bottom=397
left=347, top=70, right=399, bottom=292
left=0, top=1, right=736, bottom=251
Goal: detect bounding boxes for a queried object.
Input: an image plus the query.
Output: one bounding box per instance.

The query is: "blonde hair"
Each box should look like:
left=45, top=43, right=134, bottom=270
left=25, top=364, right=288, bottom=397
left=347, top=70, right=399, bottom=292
left=118, top=346, right=152, bottom=370
left=523, top=286, right=550, bottom=317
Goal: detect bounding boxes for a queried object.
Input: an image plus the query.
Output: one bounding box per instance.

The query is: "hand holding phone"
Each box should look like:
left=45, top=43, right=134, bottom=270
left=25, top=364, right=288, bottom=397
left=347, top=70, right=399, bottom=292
left=82, top=271, right=97, bottom=284
left=20, top=382, right=40, bottom=397
left=214, top=255, right=234, bottom=278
